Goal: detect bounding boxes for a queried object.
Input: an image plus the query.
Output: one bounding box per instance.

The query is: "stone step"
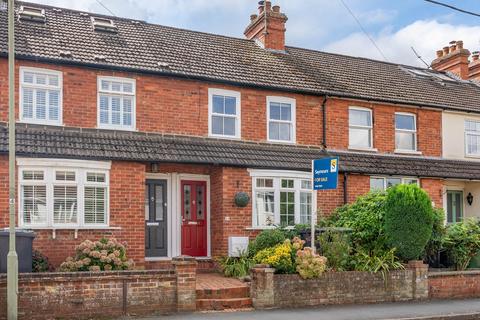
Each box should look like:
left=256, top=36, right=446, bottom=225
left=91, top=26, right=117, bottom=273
left=196, top=285, right=250, bottom=300
left=196, top=297, right=253, bottom=311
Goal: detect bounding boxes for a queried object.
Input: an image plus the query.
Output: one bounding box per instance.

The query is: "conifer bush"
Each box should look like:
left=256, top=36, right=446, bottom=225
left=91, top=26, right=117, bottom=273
left=384, top=184, right=434, bottom=261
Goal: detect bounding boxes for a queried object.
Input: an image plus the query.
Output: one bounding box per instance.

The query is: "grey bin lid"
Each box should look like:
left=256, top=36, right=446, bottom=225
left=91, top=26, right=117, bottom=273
left=0, top=229, right=36, bottom=238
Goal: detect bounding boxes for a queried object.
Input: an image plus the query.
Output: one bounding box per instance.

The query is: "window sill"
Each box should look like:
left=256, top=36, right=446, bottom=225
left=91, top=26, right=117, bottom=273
left=96, top=126, right=137, bottom=132
left=266, top=140, right=296, bottom=145
left=245, top=226, right=277, bottom=231
left=465, top=154, right=480, bottom=159
left=18, top=120, right=64, bottom=127
left=18, top=226, right=121, bottom=230
left=208, top=134, right=241, bottom=140
left=348, top=147, right=378, bottom=153
left=394, top=149, right=422, bottom=155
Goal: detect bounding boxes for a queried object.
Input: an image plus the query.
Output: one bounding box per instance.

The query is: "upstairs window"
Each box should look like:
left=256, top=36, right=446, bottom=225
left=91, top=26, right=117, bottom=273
left=395, top=113, right=417, bottom=151
left=465, top=120, right=480, bottom=157
left=20, top=67, right=62, bottom=125
left=349, top=107, right=372, bottom=149
left=267, top=97, right=296, bottom=143
left=208, top=89, right=241, bottom=138
left=97, top=77, right=136, bottom=130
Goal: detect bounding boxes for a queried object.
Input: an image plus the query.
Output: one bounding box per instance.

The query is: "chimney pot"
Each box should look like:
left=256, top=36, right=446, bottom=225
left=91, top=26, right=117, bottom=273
left=472, top=51, right=479, bottom=61
left=272, top=5, right=280, bottom=13
left=265, top=1, right=272, bottom=11
left=456, top=40, right=464, bottom=50
left=436, top=50, right=444, bottom=58
left=443, top=46, right=450, bottom=55
left=450, top=44, right=457, bottom=53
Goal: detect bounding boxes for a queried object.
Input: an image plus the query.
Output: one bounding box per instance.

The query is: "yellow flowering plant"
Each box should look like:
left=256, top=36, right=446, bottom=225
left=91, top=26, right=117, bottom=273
left=253, top=237, right=306, bottom=274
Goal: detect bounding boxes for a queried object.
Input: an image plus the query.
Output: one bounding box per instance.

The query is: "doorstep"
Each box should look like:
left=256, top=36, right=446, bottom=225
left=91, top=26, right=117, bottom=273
left=196, top=273, right=252, bottom=312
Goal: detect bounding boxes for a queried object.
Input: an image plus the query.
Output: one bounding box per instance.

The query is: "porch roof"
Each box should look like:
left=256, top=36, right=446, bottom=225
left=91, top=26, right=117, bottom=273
left=2, top=123, right=480, bottom=180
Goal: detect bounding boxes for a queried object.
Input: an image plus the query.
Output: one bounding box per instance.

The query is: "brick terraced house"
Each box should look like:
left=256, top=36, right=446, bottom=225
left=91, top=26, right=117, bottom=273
left=2, top=1, right=480, bottom=268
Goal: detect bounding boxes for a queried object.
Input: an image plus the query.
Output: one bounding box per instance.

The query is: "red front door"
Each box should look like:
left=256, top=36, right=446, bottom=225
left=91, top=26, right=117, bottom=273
left=181, top=180, right=207, bottom=257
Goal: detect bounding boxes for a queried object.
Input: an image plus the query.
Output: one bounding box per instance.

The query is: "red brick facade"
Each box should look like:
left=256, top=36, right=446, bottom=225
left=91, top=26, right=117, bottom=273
left=0, top=53, right=448, bottom=265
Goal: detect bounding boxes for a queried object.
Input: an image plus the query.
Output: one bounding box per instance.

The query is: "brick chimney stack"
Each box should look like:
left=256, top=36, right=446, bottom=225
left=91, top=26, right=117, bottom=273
left=431, top=40, right=470, bottom=79
left=244, top=1, right=288, bottom=51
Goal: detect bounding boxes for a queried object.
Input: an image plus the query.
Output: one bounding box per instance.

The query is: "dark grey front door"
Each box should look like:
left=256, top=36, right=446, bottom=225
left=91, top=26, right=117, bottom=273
left=145, top=180, right=168, bottom=257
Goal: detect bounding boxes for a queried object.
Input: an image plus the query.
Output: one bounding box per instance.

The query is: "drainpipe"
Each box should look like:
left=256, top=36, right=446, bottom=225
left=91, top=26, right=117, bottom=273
left=322, top=96, right=328, bottom=148
left=343, top=172, right=348, bottom=205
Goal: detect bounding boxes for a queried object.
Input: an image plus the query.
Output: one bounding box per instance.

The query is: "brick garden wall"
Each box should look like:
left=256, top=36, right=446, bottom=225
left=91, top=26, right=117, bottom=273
left=429, top=271, right=480, bottom=299
left=250, top=261, right=429, bottom=309
left=0, top=257, right=197, bottom=320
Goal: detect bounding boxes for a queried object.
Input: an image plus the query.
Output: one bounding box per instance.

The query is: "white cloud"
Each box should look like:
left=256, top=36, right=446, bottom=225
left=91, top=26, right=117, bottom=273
left=324, top=20, right=480, bottom=67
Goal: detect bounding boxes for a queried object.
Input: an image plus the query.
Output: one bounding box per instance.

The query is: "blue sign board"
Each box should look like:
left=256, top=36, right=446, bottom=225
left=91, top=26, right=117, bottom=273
left=312, top=157, right=339, bottom=190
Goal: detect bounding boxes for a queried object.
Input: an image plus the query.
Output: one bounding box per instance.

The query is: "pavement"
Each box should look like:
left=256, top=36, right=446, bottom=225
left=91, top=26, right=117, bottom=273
left=136, top=299, right=480, bottom=320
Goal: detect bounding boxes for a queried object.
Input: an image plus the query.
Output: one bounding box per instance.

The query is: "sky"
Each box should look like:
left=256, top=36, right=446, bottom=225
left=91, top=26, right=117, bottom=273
left=26, top=0, right=480, bottom=67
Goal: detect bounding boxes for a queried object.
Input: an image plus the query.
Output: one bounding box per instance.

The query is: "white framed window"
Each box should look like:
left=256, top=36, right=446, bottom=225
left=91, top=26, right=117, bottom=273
left=19, top=67, right=62, bottom=125
left=465, top=120, right=480, bottom=157
left=97, top=76, right=136, bottom=130
left=250, top=170, right=315, bottom=228
left=370, top=176, right=419, bottom=192
left=395, top=113, right=417, bottom=151
left=349, top=107, right=373, bottom=149
left=267, top=96, right=296, bottom=143
left=208, top=88, right=241, bottom=138
left=18, top=158, right=111, bottom=228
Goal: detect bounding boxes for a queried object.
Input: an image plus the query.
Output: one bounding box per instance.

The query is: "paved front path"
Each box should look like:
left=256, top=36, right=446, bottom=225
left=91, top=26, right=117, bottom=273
left=138, top=299, right=480, bottom=320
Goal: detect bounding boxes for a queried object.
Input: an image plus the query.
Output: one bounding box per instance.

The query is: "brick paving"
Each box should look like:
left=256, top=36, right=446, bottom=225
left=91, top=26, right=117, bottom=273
left=196, top=273, right=249, bottom=291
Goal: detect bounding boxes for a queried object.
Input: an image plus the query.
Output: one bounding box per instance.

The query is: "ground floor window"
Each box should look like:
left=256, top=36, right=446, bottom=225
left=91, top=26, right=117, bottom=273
left=446, top=190, right=463, bottom=224
left=250, top=170, right=314, bottom=228
left=18, top=158, right=111, bottom=228
left=370, top=176, right=419, bottom=191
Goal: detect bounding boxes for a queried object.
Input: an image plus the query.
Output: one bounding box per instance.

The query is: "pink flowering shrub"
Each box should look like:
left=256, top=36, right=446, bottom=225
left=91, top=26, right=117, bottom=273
left=295, top=247, right=327, bottom=279
left=59, top=237, right=134, bottom=272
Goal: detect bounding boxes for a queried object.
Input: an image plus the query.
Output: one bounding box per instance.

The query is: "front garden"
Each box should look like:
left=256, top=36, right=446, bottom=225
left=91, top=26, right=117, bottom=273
left=218, top=184, right=480, bottom=280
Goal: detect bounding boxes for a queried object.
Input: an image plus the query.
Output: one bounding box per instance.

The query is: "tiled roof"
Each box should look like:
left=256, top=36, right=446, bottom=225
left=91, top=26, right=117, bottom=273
left=1, top=2, right=480, bottom=113
left=2, top=123, right=480, bottom=180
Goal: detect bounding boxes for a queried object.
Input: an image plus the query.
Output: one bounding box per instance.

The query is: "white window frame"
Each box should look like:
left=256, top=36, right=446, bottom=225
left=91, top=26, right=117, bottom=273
left=208, top=88, right=241, bottom=139
left=249, top=170, right=316, bottom=229
left=97, top=76, right=136, bottom=131
left=267, top=96, right=296, bottom=144
left=349, top=106, right=373, bottom=150
left=395, top=112, right=417, bottom=152
left=17, top=158, right=111, bottom=229
left=19, top=67, right=63, bottom=126
left=369, top=176, right=419, bottom=191
left=465, top=119, right=480, bottom=157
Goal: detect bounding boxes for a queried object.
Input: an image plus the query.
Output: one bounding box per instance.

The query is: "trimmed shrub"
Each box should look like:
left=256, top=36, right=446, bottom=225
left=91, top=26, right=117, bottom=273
left=443, top=219, right=480, bottom=270
left=330, top=192, right=387, bottom=251
left=248, top=229, right=286, bottom=257
left=384, top=184, right=434, bottom=261
left=59, top=237, right=134, bottom=272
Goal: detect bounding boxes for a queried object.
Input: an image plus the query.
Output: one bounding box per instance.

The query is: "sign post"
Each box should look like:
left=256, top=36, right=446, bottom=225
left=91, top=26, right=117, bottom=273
left=311, top=157, right=339, bottom=253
